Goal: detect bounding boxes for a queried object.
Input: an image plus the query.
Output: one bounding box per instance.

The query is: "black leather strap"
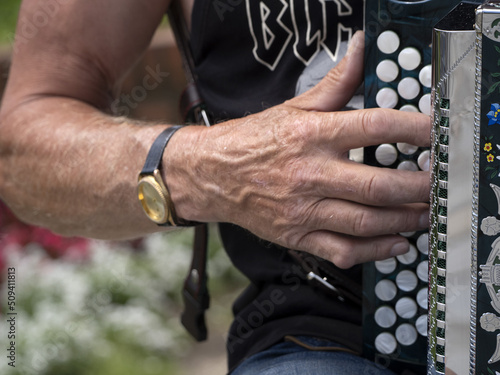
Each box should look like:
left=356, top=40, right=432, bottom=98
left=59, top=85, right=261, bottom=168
left=180, top=83, right=204, bottom=124
left=140, top=125, right=184, bottom=175
left=167, top=0, right=211, bottom=342
left=181, top=223, right=210, bottom=341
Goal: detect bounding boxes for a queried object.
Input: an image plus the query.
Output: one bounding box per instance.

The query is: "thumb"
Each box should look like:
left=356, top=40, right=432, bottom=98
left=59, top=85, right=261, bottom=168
left=289, top=30, right=365, bottom=112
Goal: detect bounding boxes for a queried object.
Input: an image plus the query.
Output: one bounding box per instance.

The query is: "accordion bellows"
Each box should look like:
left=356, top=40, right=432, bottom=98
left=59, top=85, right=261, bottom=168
left=429, top=2, right=500, bottom=374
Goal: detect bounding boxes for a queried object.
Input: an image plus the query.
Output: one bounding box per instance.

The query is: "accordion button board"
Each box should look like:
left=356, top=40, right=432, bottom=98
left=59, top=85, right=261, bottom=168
left=362, top=1, right=482, bottom=374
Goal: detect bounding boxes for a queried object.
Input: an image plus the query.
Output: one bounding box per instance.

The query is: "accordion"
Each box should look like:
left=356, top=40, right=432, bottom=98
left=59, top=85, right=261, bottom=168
left=430, top=1, right=500, bottom=374
left=362, top=1, right=500, bottom=374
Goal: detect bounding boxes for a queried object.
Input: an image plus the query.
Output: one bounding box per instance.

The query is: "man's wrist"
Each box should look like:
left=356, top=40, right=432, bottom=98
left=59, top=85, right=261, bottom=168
left=160, top=124, right=214, bottom=224
left=137, top=126, right=199, bottom=227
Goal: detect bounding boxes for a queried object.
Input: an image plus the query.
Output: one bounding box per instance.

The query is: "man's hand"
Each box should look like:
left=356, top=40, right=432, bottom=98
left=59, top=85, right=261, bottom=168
left=0, top=0, right=429, bottom=269
left=167, top=31, right=431, bottom=268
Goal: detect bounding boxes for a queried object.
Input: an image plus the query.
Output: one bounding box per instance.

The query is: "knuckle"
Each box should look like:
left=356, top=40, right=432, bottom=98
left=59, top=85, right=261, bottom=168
left=294, top=107, right=329, bottom=133
left=350, top=209, right=375, bottom=236
left=275, top=208, right=310, bottom=247
left=293, top=231, right=313, bottom=251
left=294, top=113, right=322, bottom=139
left=293, top=232, right=358, bottom=269
left=280, top=204, right=302, bottom=228
left=360, top=109, right=391, bottom=140
left=279, top=205, right=316, bottom=244
left=271, top=111, right=320, bottom=153
left=362, top=173, right=384, bottom=204
left=324, top=68, right=343, bottom=87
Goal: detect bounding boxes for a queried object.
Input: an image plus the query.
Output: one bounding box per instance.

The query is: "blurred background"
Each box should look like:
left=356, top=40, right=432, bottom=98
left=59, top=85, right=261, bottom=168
left=0, top=2, right=247, bottom=374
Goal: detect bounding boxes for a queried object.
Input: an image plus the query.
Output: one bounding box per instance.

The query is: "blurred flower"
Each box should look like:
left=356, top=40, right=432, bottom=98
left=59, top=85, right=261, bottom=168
left=488, top=103, right=500, bottom=125
left=0, top=227, right=240, bottom=375
left=0, top=200, right=90, bottom=263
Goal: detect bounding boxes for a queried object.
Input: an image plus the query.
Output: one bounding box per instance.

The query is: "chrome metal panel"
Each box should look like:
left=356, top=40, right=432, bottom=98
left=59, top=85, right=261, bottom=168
left=430, top=18, right=476, bottom=375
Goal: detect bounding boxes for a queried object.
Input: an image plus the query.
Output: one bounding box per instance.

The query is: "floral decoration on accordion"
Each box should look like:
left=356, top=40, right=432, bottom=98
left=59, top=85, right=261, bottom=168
left=488, top=103, right=500, bottom=125
left=475, top=14, right=500, bottom=375
left=483, top=136, right=500, bottom=179
left=491, top=17, right=500, bottom=40
left=480, top=101, right=500, bottom=367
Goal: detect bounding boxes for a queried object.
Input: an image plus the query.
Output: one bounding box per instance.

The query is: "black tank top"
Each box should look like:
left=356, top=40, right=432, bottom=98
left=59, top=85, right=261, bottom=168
left=190, top=1, right=364, bottom=371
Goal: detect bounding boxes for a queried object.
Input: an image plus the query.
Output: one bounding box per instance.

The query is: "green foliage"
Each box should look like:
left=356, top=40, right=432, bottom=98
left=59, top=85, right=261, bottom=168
left=0, top=0, right=20, bottom=45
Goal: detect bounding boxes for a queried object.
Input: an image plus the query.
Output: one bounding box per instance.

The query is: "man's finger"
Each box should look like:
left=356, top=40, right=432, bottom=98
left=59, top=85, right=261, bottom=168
left=296, top=231, right=411, bottom=269
left=289, top=30, right=365, bottom=112
left=316, top=108, right=431, bottom=151
left=312, top=162, right=430, bottom=206
left=305, top=199, right=429, bottom=237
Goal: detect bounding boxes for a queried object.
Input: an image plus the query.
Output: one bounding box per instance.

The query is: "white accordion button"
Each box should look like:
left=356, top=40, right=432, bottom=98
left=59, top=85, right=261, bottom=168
left=377, top=30, right=400, bottom=54
left=418, top=150, right=430, bottom=171
left=396, top=323, right=418, bottom=346
left=395, top=296, right=418, bottom=319
left=376, top=87, right=399, bottom=108
left=398, top=47, right=421, bottom=70
left=375, top=306, right=397, bottom=328
left=376, top=60, right=399, bottom=82
left=397, top=244, right=418, bottom=265
left=416, top=314, right=428, bottom=337
left=398, top=77, right=420, bottom=100
left=397, top=160, right=419, bottom=171
left=375, top=332, right=398, bottom=354
left=417, top=260, right=429, bottom=283
left=397, top=142, right=419, bottom=155
left=396, top=270, right=418, bottom=292
left=417, top=287, right=428, bottom=310
left=419, top=93, right=432, bottom=115
left=375, top=143, right=398, bottom=166
left=375, top=279, right=397, bottom=301
left=375, top=257, right=397, bottom=274
left=416, top=233, right=429, bottom=255
left=419, top=65, right=432, bottom=88
left=399, top=104, right=419, bottom=112
left=399, top=231, right=416, bottom=237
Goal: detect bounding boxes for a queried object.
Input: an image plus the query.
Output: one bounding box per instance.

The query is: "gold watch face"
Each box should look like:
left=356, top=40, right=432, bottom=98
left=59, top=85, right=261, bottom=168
left=137, top=175, right=168, bottom=224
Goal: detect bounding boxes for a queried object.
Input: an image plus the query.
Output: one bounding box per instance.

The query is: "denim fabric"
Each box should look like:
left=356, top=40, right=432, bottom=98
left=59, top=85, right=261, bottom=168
left=230, top=336, right=396, bottom=375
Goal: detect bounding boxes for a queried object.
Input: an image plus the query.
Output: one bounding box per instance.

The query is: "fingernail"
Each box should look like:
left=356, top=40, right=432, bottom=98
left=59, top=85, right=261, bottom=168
left=347, top=30, right=364, bottom=56
left=390, top=241, right=409, bottom=257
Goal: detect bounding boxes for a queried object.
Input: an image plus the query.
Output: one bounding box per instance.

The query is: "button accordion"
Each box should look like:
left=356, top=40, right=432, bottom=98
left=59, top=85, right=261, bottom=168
left=361, top=1, right=500, bottom=374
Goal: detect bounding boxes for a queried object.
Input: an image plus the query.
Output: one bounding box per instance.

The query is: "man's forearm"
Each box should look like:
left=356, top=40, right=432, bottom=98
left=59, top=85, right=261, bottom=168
left=0, top=96, right=184, bottom=239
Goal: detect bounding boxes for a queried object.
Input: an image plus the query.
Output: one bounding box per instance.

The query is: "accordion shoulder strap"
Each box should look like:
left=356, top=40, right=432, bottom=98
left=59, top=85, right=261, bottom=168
left=166, top=1, right=210, bottom=342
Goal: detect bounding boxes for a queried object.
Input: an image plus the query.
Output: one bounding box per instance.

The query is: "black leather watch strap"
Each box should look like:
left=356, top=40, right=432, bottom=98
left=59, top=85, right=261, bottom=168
left=141, top=125, right=184, bottom=174
left=139, top=125, right=198, bottom=227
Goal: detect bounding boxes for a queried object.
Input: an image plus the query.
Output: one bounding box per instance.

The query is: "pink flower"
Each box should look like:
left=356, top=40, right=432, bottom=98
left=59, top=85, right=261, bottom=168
left=0, top=200, right=90, bottom=262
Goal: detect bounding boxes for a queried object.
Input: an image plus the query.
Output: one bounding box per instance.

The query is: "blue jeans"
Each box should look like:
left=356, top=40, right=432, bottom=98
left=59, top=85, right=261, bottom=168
left=230, top=336, right=396, bottom=375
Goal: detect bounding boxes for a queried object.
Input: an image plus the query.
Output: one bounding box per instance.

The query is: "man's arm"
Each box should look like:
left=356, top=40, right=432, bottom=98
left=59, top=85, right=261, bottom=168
left=0, top=1, right=430, bottom=268
left=0, top=0, right=179, bottom=239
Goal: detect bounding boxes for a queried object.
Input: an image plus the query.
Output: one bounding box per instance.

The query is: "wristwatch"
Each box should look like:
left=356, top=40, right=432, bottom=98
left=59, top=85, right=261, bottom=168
left=137, top=125, right=191, bottom=226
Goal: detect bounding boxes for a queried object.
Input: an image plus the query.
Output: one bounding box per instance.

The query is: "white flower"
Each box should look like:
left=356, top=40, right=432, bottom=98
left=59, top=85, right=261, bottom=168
left=0, top=229, right=228, bottom=373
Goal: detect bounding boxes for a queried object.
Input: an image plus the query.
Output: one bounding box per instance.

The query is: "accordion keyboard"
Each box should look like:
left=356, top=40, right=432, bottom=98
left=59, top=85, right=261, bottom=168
left=361, top=1, right=468, bottom=373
